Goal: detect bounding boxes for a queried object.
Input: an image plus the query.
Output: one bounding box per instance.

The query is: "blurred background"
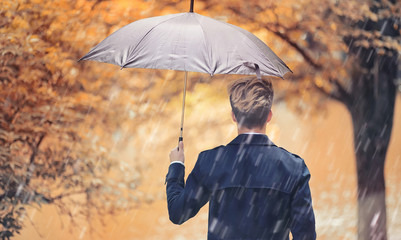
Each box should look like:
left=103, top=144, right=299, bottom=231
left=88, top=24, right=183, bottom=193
left=1, top=0, right=400, bottom=239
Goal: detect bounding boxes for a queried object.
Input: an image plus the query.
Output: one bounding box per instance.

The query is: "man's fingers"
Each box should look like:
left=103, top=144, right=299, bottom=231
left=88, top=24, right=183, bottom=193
left=178, top=141, right=184, bottom=151
left=169, top=142, right=185, bottom=163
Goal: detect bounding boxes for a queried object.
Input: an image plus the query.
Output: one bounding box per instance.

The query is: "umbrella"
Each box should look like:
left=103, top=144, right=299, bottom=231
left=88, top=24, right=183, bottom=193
left=79, top=0, right=291, bottom=141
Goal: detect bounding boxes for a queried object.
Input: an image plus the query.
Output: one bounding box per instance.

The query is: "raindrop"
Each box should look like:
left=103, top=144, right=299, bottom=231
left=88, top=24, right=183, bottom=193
left=16, top=184, right=23, bottom=197
left=246, top=205, right=254, bottom=217
left=366, top=49, right=374, bottom=63
left=79, top=226, right=87, bottom=239
left=327, top=142, right=334, bottom=155
left=380, top=20, right=388, bottom=34
left=370, top=212, right=380, bottom=228
left=230, top=170, right=238, bottom=183
left=273, top=220, right=284, bottom=233
left=255, top=153, right=262, bottom=166
left=209, top=218, right=218, bottom=232
left=363, top=138, right=371, bottom=152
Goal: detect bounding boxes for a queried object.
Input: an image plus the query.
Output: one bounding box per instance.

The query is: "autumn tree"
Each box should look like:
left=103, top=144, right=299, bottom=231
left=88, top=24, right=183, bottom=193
left=177, top=0, right=400, bottom=239
left=0, top=0, right=172, bottom=238
left=3, top=0, right=399, bottom=239
left=75, top=0, right=399, bottom=238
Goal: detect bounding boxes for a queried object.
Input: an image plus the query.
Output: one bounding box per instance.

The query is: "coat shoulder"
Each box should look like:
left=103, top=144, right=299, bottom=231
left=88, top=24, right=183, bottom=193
left=277, top=146, right=304, bottom=162
left=274, top=146, right=306, bottom=176
left=276, top=147, right=310, bottom=181
left=199, top=145, right=225, bottom=155
left=196, top=145, right=225, bottom=169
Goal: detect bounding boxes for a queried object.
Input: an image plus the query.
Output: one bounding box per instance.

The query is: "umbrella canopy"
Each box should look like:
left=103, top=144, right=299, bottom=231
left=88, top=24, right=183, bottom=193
left=79, top=6, right=292, bottom=141
left=79, top=12, right=291, bottom=78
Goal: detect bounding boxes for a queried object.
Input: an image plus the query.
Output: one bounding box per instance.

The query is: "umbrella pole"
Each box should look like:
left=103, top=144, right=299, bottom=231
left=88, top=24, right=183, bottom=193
left=179, top=71, right=188, bottom=143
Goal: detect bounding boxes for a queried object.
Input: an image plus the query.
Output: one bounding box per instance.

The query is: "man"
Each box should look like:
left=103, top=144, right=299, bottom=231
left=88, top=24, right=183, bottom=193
left=166, top=77, right=316, bottom=240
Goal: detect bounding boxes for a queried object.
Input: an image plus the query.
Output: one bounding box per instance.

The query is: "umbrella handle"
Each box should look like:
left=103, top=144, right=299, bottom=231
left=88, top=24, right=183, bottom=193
left=177, top=136, right=183, bottom=151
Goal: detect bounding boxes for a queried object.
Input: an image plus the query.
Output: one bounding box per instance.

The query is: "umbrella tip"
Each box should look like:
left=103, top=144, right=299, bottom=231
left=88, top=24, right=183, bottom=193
left=77, top=55, right=88, bottom=62
left=189, top=0, right=194, bottom=12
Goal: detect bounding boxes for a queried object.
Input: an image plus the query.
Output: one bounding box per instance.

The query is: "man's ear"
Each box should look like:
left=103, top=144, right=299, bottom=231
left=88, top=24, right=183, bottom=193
left=266, top=110, right=273, bottom=123
left=231, top=111, right=237, bottom=123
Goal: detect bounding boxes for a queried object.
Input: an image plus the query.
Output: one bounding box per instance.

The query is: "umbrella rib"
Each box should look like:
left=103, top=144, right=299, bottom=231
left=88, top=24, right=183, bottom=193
left=192, top=14, right=213, bottom=74
left=121, top=13, right=184, bottom=68
left=220, top=21, right=288, bottom=76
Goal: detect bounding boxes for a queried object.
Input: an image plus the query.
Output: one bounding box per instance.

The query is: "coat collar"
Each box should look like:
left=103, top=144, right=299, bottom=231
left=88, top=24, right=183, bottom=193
left=227, top=134, right=276, bottom=146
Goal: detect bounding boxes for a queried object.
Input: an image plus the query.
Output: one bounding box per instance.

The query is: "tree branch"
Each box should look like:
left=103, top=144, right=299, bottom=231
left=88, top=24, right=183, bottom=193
left=312, top=82, right=343, bottom=102
left=264, top=25, right=323, bottom=70
left=227, top=6, right=323, bottom=70
left=225, top=5, right=359, bottom=107
left=41, top=190, right=86, bottom=203
left=25, top=134, right=46, bottom=186
left=91, top=0, right=106, bottom=11
left=329, top=77, right=353, bottom=107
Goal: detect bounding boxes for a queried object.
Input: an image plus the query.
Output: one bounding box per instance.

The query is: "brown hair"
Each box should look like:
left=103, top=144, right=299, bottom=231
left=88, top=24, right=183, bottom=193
left=228, top=77, right=273, bottom=129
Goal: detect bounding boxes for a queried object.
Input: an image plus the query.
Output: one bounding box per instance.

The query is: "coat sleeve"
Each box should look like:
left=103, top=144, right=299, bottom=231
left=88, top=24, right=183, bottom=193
left=290, top=161, right=316, bottom=240
left=165, top=153, right=211, bottom=225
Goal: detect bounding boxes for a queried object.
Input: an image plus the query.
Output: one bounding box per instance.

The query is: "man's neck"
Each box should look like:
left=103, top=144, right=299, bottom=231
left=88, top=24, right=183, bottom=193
left=237, top=127, right=266, bottom=135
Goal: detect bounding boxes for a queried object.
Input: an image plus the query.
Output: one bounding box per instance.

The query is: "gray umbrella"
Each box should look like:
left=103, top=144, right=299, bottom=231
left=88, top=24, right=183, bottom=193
left=79, top=0, right=291, bottom=141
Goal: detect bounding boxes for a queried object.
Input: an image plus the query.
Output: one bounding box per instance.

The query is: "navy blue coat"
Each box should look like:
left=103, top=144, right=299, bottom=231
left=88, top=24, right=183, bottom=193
left=166, top=134, right=316, bottom=240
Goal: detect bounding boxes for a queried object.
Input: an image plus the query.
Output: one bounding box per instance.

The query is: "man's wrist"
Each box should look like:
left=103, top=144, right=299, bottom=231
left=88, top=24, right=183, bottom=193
left=170, top=161, right=185, bottom=166
left=165, top=161, right=185, bottom=184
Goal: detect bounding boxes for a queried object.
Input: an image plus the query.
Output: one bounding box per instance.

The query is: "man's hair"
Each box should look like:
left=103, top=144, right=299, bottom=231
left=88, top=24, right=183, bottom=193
left=228, top=77, right=274, bottom=129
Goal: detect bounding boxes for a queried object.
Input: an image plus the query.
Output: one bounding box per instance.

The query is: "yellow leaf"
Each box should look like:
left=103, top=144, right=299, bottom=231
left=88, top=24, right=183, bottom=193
left=12, top=16, right=29, bottom=29
left=330, top=23, right=337, bottom=31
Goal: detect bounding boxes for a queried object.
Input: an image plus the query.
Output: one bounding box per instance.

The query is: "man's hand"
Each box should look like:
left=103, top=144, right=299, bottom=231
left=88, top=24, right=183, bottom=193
left=169, top=141, right=185, bottom=164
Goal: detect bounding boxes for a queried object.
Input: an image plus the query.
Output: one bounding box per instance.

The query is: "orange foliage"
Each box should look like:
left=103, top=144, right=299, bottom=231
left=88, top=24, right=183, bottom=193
left=0, top=0, right=171, bottom=238
left=1, top=0, right=399, bottom=238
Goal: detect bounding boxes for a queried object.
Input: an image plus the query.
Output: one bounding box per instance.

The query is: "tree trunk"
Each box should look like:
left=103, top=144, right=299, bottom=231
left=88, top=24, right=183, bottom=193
left=348, top=55, right=397, bottom=240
